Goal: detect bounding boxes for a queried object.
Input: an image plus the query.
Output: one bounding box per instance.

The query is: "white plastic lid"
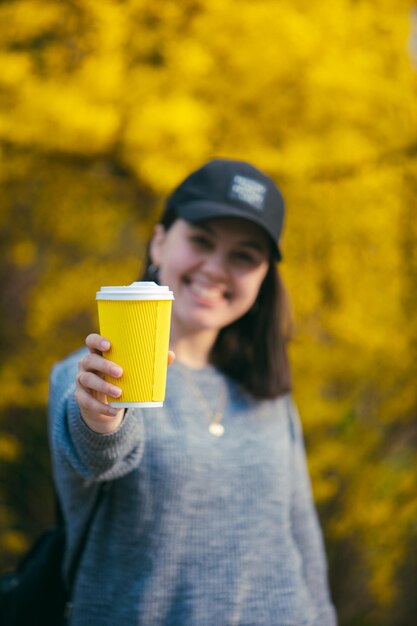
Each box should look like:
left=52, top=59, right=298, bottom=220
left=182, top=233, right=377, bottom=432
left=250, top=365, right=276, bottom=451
left=96, top=281, right=174, bottom=301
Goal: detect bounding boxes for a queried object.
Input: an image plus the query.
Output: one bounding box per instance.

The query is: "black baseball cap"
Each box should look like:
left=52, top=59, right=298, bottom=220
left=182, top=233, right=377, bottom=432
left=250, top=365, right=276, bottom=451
left=163, top=158, right=285, bottom=260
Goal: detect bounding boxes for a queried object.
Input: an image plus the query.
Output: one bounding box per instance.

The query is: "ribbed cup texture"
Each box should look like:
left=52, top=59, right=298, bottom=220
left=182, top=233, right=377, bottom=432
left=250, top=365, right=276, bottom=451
left=97, top=299, right=172, bottom=403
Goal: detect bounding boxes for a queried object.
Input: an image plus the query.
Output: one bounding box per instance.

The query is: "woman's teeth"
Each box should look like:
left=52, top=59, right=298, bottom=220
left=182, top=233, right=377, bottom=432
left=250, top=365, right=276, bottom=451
left=190, top=283, right=223, bottom=300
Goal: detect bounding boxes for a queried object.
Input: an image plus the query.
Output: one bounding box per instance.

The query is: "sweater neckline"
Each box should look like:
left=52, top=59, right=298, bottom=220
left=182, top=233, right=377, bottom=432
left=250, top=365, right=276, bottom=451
left=171, top=360, right=220, bottom=378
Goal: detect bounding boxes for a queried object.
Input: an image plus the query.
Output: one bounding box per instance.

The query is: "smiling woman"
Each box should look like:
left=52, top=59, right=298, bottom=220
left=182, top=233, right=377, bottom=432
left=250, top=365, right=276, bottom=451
left=48, top=158, right=337, bottom=626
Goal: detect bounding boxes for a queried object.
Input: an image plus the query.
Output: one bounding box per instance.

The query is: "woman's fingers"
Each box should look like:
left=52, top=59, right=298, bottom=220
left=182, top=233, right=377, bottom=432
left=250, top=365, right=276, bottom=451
left=85, top=333, right=111, bottom=354
left=74, top=334, right=126, bottom=432
left=80, top=351, right=123, bottom=379
left=168, top=350, right=176, bottom=366
left=77, top=370, right=122, bottom=399
left=75, top=385, right=120, bottom=418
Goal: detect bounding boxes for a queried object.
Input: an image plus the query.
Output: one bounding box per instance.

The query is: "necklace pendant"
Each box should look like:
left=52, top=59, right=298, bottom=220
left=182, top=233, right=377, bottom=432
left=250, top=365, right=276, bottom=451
left=208, top=422, right=225, bottom=437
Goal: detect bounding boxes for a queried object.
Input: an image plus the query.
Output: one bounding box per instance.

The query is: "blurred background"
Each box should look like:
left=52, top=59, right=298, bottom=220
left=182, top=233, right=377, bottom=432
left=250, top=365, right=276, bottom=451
left=0, top=0, right=416, bottom=624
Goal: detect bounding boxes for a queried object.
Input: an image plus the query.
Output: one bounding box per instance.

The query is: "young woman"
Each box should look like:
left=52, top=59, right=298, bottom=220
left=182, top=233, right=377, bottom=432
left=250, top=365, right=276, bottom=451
left=49, top=159, right=337, bottom=625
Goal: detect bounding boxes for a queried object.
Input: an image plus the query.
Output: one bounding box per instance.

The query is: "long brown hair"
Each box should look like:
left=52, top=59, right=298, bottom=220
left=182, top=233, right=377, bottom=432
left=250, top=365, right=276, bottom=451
left=141, top=214, right=292, bottom=399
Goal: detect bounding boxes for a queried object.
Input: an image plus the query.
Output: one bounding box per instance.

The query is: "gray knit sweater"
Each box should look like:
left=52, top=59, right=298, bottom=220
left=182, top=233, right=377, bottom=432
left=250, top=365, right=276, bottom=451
left=48, top=349, right=337, bottom=626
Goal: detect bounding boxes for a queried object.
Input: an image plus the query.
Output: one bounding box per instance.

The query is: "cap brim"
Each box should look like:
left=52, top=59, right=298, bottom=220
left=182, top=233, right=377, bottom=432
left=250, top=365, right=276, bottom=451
left=176, top=201, right=282, bottom=261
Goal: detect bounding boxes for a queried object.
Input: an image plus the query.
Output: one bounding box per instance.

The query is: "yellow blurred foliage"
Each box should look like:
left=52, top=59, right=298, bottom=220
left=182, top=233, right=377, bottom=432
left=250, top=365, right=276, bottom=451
left=0, top=0, right=416, bottom=621
left=0, top=530, right=28, bottom=556
left=0, top=435, right=21, bottom=463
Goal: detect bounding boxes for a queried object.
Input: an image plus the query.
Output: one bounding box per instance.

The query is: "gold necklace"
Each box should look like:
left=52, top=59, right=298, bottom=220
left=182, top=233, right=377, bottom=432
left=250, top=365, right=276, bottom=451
left=178, top=365, right=228, bottom=437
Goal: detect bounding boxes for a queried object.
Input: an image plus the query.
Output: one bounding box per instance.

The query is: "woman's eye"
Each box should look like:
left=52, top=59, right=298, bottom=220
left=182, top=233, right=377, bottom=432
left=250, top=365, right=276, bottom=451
left=233, top=251, right=257, bottom=264
left=190, top=235, right=211, bottom=247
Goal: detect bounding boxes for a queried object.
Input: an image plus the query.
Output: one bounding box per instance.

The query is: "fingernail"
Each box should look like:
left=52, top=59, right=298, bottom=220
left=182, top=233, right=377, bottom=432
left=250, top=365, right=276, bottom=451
left=109, top=386, right=122, bottom=398
left=110, top=365, right=123, bottom=377
left=101, top=340, right=110, bottom=350
left=108, top=407, right=119, bottom=416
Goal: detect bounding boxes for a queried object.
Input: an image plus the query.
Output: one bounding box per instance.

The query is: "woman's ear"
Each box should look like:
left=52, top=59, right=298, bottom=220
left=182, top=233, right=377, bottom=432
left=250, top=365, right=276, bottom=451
left=149, top=224, right=166, bottom=267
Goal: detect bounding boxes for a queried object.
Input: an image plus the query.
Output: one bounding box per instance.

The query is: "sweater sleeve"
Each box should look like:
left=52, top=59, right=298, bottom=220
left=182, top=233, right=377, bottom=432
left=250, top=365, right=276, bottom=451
left=288, top=396, right=338, bottom=626
left=48, top=349, right=145, bottom=484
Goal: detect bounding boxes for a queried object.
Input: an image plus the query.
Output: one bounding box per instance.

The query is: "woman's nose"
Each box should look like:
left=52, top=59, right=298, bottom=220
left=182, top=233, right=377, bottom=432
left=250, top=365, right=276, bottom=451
left=202, top=251, right=228, bottom=278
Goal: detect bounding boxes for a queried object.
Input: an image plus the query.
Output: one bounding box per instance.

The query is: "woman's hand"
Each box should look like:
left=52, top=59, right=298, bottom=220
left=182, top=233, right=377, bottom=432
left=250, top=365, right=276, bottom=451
left=75, top=334, right=175, bottom=434
left=75, top=334, right=124, bottom=433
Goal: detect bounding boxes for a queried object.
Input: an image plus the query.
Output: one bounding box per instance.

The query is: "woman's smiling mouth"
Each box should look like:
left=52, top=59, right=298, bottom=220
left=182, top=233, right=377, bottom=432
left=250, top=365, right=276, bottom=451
left=184, top=278, right=229, bottom=302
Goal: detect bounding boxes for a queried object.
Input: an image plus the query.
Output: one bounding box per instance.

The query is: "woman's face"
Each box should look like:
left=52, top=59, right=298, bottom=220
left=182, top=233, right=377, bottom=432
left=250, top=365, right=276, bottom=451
left=150, top=217, right=271, bottom=338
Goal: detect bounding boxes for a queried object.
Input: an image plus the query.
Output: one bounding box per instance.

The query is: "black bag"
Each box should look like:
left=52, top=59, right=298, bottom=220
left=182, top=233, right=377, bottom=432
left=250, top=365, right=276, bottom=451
left=0, top=486, right=104, bottom=626
left=0, top=525, right=68, bottom=626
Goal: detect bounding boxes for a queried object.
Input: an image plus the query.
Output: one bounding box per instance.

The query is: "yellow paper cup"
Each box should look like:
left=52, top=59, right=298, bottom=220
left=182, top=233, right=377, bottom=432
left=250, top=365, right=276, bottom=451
left=96, top=282, right=174, bottom=408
